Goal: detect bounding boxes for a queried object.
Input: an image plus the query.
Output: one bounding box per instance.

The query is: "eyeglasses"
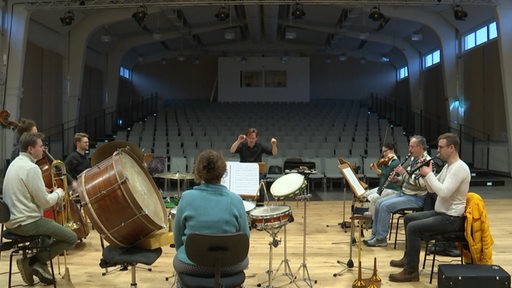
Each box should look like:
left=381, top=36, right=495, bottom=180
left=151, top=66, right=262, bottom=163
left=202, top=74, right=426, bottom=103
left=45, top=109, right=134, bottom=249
left=381, top=149, right=390, bottom=154
left=408, top=144, right=418, bottom=149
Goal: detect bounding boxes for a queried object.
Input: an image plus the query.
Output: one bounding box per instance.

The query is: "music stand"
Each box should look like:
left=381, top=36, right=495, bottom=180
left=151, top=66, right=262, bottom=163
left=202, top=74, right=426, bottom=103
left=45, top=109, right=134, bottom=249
left=333, top=163, right=369, bottom=277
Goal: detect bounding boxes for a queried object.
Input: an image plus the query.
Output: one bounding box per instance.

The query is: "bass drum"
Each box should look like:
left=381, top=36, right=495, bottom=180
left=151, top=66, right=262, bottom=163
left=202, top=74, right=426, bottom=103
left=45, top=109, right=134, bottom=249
left=78, top=149, right=167, bottom=247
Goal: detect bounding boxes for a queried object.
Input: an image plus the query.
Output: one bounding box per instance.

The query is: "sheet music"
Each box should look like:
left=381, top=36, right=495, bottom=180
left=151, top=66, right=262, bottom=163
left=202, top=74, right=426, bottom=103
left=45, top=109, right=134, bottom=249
left=342, top=166, right=366, bottom=197
left=221, top=162, right=259, bottom=197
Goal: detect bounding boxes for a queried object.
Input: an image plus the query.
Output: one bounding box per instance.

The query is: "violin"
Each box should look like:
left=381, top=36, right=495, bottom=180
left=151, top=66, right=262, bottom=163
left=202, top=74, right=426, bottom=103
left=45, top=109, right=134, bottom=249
left=0, top=110, right=19, bottom=129
left=370, top=154, right=395, bottom=168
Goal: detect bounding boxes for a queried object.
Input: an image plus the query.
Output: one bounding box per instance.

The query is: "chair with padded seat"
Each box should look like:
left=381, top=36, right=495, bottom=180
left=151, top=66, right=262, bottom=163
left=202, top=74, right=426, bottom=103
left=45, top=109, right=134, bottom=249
left=99, top=241, right=163, bottom=288
left=176, top=232, right=249, bottom=288
left=0, top=199, right=56, bottom=288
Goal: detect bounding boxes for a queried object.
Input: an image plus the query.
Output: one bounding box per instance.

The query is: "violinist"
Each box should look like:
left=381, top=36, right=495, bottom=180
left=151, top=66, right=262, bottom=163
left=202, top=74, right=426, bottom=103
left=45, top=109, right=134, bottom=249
left=361, top=143, right=401, bottom=217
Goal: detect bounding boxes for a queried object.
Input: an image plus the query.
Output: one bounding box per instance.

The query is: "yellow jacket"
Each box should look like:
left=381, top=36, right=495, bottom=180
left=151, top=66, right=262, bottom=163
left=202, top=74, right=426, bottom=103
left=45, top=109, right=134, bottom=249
left=463, top=192, right=493, bottom=264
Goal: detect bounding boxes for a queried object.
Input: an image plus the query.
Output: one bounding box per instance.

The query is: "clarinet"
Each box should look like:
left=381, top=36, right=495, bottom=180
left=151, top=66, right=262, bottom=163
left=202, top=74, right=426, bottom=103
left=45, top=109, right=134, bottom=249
left=376, top=153, right=411, bottom=195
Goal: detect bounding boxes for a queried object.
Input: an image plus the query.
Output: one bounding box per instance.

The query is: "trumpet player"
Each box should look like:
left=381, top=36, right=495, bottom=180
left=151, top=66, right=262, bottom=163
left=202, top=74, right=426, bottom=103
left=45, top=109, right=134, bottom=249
left=389, top=132, right=470, bottom=282
left=2, top=132, right=77, bottom=285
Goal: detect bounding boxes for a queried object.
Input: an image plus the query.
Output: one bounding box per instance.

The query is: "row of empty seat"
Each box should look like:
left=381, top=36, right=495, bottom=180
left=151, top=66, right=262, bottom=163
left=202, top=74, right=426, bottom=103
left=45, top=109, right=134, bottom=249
left=110, top=100, right=410, bottom=192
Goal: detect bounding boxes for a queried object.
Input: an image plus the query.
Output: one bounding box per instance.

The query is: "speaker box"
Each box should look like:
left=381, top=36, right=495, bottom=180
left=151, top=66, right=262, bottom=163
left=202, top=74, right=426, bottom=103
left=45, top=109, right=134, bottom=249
left=438, top=264, right=510, bottom=288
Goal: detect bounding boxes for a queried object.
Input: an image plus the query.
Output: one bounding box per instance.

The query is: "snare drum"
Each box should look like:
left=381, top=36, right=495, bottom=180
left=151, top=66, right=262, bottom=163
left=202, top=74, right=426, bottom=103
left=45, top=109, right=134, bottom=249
left=270, top=173, right=306, bottom=200
left=243, top=200, right=256, bottom=213
left=248, top=205, right=294, bottom=230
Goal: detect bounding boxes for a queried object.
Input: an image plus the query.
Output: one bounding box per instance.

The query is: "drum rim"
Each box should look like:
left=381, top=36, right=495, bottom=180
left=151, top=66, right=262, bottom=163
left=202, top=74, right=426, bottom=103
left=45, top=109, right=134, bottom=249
left=270, top=173, right=305, bottom=196
left=249, top=205, right=291, bottom=217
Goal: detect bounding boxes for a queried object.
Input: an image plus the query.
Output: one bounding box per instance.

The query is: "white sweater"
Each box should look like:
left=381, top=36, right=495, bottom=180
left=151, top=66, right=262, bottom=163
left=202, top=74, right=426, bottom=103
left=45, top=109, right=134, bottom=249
left=424, top=159, right=470, bottom=217
left=3, top=153, right=63, bottom=228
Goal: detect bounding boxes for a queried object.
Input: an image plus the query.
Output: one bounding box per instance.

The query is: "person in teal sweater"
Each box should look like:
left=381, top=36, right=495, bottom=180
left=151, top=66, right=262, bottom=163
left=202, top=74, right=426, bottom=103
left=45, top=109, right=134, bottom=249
left=173, top=149, right=250, bottom=276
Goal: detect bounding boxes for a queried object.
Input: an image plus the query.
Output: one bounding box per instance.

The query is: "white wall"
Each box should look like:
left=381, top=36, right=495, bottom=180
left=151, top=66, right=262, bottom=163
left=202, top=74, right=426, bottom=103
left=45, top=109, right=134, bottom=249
left=218, top=57, right=310, bottom=102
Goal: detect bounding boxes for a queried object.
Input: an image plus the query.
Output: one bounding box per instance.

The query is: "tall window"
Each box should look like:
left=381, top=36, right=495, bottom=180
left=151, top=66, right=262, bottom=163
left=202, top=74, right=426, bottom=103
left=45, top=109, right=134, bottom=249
left=120, top=66, right=131, bottom=79
left=398, top=66, right=408, bottom=80
left=463, top=21, right=498, bottom=51
left=423, top=50, right=440, bottom=69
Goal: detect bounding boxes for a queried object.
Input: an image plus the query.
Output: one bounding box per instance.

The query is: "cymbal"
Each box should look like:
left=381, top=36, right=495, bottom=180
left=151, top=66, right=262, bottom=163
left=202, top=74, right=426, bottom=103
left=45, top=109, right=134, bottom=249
left=91, top=140, right=144, bottom=166
left=154, top=172, right=195, bottom=180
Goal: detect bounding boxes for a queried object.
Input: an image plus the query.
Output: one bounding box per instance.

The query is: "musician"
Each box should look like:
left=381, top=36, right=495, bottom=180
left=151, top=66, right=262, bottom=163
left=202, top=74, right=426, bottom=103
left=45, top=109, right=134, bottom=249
left=64, top=132, right=91, bottom=191
left=364, top=135, right=430, bottom=247
left=9, top=118, right=38, bottom=162
left=362, top=143, right=401, bottom=216
left=3, top=132, right=77, bottom=285
left=230, top=128, right=278, bottom=205
left=389, top=133, right=470, bottom=282
left=173, top=149, right=250, bottom=279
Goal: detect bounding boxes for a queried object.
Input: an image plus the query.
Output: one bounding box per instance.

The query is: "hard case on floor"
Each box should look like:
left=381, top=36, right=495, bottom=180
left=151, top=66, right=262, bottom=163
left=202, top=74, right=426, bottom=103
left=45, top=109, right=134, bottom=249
left=438, top=264, right=511, bottom=288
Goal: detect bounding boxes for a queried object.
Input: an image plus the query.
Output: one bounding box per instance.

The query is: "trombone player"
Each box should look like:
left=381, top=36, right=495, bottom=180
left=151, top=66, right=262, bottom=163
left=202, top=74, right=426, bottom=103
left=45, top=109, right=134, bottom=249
left=2, top=132, right=77, bottom=285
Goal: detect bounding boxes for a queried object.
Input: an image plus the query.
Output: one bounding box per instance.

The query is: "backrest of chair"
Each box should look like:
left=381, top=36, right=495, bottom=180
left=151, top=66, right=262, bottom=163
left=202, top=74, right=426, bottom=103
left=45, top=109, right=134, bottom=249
left=0, top=199, right=10, bottom=223
left=185, top=232, right=249, bottom=268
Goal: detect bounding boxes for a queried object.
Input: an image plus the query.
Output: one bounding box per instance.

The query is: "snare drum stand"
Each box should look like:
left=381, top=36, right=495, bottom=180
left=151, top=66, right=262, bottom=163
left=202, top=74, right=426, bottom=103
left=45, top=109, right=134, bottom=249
left=257, top=226, right=282, bottom=288
left=271, top=201, right=297, bottom=286
left=294, top=178, right=317, bottom=287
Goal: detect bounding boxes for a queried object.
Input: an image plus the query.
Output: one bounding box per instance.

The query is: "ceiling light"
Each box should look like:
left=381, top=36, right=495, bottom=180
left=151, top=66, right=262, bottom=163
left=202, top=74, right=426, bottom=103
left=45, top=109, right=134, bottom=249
left=101, top=33, right=111, bottom=42
left=338, top=53, right=348, bottom=61
left=60, top=11, right=75, bottom=26
left=453, top=5, right=468, bottom=21
left=291, top=3, right=306, bottom=19
left=132, top=5, right=148, bottom=26
left=368, top=6, right=385, bottom=22
left=285, top=31, right=297, bottom=40
left=153, top=31, right=162, bottom=40
left=224, top=31, right=236, bottom=40
left=177, top=54, right=186, bottom=61
left=215, top=6, right=230, bottom=21
left=411, top=33, right=423, bottom=41
left=359, top=57, right=367, bottom=64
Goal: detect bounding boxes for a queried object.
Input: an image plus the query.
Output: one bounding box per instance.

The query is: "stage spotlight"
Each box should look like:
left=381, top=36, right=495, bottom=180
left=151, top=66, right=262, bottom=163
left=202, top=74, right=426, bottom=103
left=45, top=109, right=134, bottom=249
left=368, top=6, right=385, bottom=22
left=291, top=3, right=305, bottom=19
left=453, top=5, right=468, bottom=21
left=132, top=5, right=148, bottom=25
left=215, top=6, right=230, bottom=21
left=60, top=11, right=75, bottom=26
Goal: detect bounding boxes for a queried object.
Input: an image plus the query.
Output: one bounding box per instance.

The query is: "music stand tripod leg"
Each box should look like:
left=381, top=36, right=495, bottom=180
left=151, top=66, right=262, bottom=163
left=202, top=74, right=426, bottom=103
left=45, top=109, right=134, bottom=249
left=333, top=204, right=356, bottom=277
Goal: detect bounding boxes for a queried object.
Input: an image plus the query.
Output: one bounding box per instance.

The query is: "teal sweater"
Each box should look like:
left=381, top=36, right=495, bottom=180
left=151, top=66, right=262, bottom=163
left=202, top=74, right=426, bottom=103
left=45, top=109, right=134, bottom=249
left=173, top=183, right=250, bottom=264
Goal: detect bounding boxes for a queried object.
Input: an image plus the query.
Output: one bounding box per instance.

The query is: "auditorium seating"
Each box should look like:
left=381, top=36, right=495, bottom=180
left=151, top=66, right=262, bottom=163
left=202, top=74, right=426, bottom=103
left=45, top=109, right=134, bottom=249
left=111, top=100, right=409, bottom=190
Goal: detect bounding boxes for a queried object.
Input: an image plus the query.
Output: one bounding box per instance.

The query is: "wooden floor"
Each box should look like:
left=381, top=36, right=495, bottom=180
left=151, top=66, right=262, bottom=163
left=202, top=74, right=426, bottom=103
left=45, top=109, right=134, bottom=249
left=1, top=199, right=511, bottom=288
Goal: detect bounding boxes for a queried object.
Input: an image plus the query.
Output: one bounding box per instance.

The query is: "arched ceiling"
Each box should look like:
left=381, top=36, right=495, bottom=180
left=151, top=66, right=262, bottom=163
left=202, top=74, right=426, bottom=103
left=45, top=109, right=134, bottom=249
left=24, top=0, right=498, bottom=66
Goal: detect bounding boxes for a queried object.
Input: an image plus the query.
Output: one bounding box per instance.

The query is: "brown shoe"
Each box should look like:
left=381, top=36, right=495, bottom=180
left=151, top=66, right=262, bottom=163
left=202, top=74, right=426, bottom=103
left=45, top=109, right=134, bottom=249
left=389, top=257, right=405, bottom=268
left=389, top=269, right=419, bottom=282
